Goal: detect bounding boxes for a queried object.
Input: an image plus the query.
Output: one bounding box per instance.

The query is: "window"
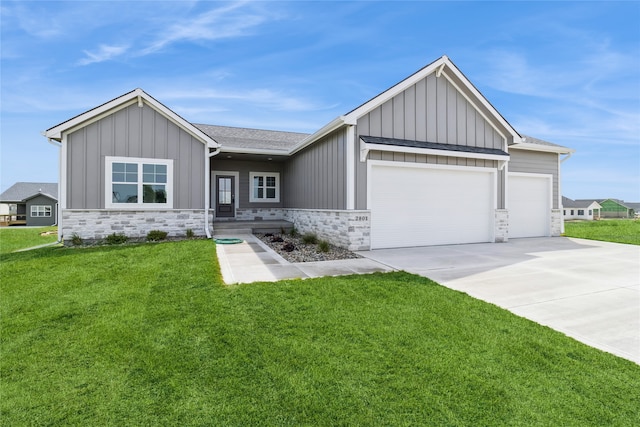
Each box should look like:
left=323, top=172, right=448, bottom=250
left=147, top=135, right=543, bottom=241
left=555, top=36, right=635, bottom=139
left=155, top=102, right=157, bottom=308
left=31, top=205, right=51, bottom=217
left=563, top=210, right=567, bottom=215
left=571, top=210, right=574, bottom=215
left=588, top=210, right=592, bottom=215
left=249, top=172, right=280, bottom=203
left=578, top=209, right=584, bottom=215
left=106, top=157, right=173, bottom=209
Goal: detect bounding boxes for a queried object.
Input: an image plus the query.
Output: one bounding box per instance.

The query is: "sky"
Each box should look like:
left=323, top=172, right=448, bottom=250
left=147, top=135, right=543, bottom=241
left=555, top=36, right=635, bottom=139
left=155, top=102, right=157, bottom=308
left=1, top=0, right=639, bottom=201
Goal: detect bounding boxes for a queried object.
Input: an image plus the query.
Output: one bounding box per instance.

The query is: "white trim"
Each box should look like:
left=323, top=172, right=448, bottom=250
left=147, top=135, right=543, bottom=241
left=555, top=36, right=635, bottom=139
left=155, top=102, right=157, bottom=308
left=509, top=142, right=575, bottom=154
left=249, top=172, right=281, bottom=203
left=30, top=205, right=52, bottom=217
left=212, top=171, right=240, bottom=214
left=366, top=159, right=498, bottom=211
left=220, top=146, right=290, bottom=156
left=360, top=139, right=509, bottom=163
left=346, top=125, right=355, bottom=210
left=289, top=116, right=345, bottom=155
left=59, top=134, right=67, bottom=241
left=105, top=156, right=174, bottom=209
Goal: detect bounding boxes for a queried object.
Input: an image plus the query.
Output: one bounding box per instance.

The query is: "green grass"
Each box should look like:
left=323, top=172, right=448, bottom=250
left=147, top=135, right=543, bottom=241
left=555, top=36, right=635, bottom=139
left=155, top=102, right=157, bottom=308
left=1, top=241, right=639, bottom=425
left=564, top=219, right=640, bottom=245
left=0, top=226, right=58, bottom=254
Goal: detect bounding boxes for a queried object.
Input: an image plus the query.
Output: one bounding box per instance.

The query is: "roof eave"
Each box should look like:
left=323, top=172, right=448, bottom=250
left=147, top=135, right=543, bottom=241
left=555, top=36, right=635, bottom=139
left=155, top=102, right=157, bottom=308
left=509, top=142, right=575, bottom=154
left=288, top=116, right=346, bottom=155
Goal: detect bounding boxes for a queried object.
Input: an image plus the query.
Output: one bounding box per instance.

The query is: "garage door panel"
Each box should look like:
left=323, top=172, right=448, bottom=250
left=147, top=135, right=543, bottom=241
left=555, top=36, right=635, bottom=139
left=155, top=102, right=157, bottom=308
left=370, top=164, right=495, bottom=249
left=508, top=174, right=550, bottom=238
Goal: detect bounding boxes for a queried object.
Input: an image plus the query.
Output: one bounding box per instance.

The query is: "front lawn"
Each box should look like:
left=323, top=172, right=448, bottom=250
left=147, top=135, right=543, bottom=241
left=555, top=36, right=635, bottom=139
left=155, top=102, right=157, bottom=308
left=0, top=226, right=58, bottom=254
left=564, top=219, right=640, bottom=245
left=1, top=240, right=639, bottom=425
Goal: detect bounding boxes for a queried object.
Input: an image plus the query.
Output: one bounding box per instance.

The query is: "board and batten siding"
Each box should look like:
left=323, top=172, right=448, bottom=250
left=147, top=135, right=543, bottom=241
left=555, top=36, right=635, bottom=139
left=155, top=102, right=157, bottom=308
left=210, top=159, right=285, bottom=209
left=353, top=72, right=507, bottom=210
left=66, top=103, right=205, bottom=210
left=283, top=129, right=347, bottom=210
left=508, top=149, right=559, bottom=209
left=26, top=194, right=57, bottom=226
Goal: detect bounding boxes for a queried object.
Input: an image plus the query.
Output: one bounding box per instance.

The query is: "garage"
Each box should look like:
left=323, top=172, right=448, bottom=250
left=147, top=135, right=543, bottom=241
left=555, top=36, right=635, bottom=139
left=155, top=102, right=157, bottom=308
left=508, top=173, right=551, bottom=238
left=369, top=161, right=496, bottom=249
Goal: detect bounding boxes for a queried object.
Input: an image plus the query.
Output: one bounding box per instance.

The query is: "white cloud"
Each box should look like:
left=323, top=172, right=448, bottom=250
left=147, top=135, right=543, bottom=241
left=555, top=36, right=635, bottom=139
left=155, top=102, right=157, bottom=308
left=140, top=1, right=267, bottom=55
left=78, top=44, right=130, bottom=66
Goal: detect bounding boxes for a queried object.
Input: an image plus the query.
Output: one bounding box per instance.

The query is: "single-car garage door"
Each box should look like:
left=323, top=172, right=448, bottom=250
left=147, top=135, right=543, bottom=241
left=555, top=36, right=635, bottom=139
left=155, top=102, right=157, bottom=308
left=508, top=173, right=551, bottom=238
left=369, top=162, right=495, bottom=249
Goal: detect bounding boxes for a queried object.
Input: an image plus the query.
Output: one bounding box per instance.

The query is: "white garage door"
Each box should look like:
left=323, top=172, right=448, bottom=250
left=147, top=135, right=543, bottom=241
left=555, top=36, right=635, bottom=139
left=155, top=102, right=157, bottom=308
left=370, top=163, right=495, bottom=249
left=508, top=173, right=551, bottom=238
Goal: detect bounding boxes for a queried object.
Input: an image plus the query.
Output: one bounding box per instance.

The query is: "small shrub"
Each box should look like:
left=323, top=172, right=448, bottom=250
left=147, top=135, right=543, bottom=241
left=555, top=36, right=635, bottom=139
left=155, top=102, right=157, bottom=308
left=186, top=228, right=194, bottom=239
left=270, top=236, right=284, bottom=243
left=147, top=230, right=168, bottom=241
left=302, top=232, right=318, bottom=244
left=282, top=242, right=296, bottom=252
left=317, top=240, right=330, bottom=253
left=289, top=227, right=298, bottom=237
left=70, top=233, right=82, bottom=246
left=105, top=233, right=128, bottom=245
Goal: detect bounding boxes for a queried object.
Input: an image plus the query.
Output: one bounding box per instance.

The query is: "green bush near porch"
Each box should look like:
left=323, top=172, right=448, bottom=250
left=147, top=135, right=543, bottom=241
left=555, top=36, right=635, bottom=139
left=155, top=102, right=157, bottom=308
left=1, top=240, right=638, bottom=425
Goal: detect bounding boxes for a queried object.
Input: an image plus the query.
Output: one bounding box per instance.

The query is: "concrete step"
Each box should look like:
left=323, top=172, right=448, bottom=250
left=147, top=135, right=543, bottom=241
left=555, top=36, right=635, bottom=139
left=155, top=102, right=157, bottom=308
left=213, top=228, right=253, bottom=236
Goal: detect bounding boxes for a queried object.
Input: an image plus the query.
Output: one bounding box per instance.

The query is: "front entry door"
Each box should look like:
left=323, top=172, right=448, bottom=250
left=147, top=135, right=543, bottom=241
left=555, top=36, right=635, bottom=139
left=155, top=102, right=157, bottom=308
left=216, top=176, right=235, bottom=218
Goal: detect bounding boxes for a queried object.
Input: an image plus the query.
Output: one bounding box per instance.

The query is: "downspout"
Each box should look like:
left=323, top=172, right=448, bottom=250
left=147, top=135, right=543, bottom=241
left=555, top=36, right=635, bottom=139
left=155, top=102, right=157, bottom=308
left=204, top=143, right=221, bottom=238
left=45, top=136, right=63, bottom=243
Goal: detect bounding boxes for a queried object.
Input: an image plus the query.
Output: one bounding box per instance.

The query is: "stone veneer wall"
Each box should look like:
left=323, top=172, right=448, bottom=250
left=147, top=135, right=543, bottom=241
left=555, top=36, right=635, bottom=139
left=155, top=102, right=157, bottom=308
left=61, top=209, right=211, bottom=244
left=218, top=208, right=286, bottom=222
left=283, top=209, right=371, bottom=251
left=494, top=209, right=509, bottom=243
left=550, top=209, right=562, bottom=237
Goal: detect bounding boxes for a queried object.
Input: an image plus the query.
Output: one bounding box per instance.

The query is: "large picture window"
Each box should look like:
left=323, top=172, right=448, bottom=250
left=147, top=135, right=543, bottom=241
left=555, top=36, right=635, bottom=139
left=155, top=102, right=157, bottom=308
left=106, top=157, right=173, bottom=209
left=249, top=172, right=280, bottom=203
left=30, top=205, right=51, bottom=217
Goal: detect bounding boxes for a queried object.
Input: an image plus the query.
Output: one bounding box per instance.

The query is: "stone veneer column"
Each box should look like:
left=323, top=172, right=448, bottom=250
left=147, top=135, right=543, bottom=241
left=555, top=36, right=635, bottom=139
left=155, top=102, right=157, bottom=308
left=550, top=209, right=562, bottom=236
left=494, top=209, right=509, bottom=242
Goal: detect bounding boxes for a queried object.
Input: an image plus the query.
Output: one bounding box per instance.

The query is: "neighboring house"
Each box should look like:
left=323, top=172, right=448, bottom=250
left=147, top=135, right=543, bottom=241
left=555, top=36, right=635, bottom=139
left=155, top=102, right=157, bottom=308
left=626, top=202, right=640, bottom=218
left=0, top=182, right=58, bottom=226
left=562, top=197, right=601, bottom=220
left=44, top=55, right=574, bottom=249
left=575, top=199, right=634, bottom=219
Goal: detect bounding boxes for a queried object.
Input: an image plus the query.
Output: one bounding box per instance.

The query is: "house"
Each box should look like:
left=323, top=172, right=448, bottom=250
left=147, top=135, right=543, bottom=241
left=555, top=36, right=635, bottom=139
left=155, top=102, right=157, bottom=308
left=0, top=182, right=58, bottom=226
left=44, top=55, right=574, bottom=249
left=575, top=198, right=634, bottom=219
left=562, top=197, right=601, bottom=220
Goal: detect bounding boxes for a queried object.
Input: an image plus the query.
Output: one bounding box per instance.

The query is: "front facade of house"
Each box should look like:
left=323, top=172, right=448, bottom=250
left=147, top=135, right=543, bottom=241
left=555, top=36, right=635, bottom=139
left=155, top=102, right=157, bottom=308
left=45, top=56, right=573, bottom=249
left=596, top=199, right=632, bottom=218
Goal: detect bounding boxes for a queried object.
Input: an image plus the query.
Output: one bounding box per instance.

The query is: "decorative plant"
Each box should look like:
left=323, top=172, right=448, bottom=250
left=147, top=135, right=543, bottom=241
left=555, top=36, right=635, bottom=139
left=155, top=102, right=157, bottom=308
left=317, top=240, right=330, bottom=253
left=302, top=232, right=318, bottom=244
left=70, top=233, right=82, bottom=246
left=186, top=228, right=194, bottom=239
left=147, top=230, right=168, bottom=241
left=105, top=233, right=128, bottom=245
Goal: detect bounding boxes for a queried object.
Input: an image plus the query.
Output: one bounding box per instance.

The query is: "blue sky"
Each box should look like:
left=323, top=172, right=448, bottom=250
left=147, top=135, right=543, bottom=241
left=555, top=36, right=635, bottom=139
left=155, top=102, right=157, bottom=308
left=1, top=0, right=639, bottom=201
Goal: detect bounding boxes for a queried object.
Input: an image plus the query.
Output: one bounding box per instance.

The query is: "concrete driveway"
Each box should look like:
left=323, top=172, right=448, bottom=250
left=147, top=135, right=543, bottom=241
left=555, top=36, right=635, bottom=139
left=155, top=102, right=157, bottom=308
left=358, top=237, right=640, bottom=364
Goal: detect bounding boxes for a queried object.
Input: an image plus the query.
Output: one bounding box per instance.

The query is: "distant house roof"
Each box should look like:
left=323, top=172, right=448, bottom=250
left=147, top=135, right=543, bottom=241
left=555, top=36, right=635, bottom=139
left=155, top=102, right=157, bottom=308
left=626, top=202, right=640, bottom=211
left=562, top=197, right=601, bottom=209
left=0, top=182, right=58, bottom=203
left=194, top=124, right=308, bottom=153
left=576, top=198, right=631, bottom=208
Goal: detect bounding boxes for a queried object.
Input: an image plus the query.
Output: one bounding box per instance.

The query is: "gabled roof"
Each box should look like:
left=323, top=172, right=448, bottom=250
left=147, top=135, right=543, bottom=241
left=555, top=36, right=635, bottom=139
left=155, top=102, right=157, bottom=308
left=291, top=55, right=523, bottom=155
left=0, top=182, right=58, bottom=203
left=510, top=135, right=574, bottom=154
left=45, top=88, right=220, bottom=149
left=194, top=124, right=308, bottom=154
left=562, top=196, right=601, bottom=209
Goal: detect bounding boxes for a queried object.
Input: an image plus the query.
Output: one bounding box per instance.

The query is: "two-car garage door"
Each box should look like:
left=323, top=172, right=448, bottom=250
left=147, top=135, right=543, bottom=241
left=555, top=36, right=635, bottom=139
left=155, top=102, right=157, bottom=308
left=369, top=162, right=496, bottom=249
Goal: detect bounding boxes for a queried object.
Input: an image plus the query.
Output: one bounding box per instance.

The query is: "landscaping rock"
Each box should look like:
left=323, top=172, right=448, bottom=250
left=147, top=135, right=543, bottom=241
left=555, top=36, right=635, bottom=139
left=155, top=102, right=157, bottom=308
left=255, top=233, right=360, bottom=263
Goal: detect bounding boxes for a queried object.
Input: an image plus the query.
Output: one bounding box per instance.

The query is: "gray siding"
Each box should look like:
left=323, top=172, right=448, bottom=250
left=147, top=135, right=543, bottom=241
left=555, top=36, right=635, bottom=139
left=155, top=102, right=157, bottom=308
left=66, top=103, right=205, bottom=209
left=283, top=129, right=347, bottom=210
left=210, top=159, right=284, bottom=209
left=509, top=149, right=560, bottom=209
left=356, top=73, right=504, bottom=149
left=354, top=72, right=508, bottom=210
left=26, top=194, right=56, bottom=226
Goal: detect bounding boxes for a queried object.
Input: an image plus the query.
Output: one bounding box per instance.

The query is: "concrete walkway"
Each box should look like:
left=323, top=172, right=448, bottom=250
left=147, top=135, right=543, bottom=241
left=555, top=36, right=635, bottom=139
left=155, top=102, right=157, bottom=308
left=215, top=234, right=393, bottom=284
left=357, top=237, right=640, bottom=364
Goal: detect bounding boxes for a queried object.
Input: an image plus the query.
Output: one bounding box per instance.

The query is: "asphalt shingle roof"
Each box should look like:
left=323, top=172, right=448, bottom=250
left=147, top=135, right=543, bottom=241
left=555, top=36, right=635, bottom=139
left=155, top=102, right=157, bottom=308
left=360, top=135, right=509, bottom=157
left=0, top=182, right=58, bottom=202
left=194, top=124, right=309, bottom=152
